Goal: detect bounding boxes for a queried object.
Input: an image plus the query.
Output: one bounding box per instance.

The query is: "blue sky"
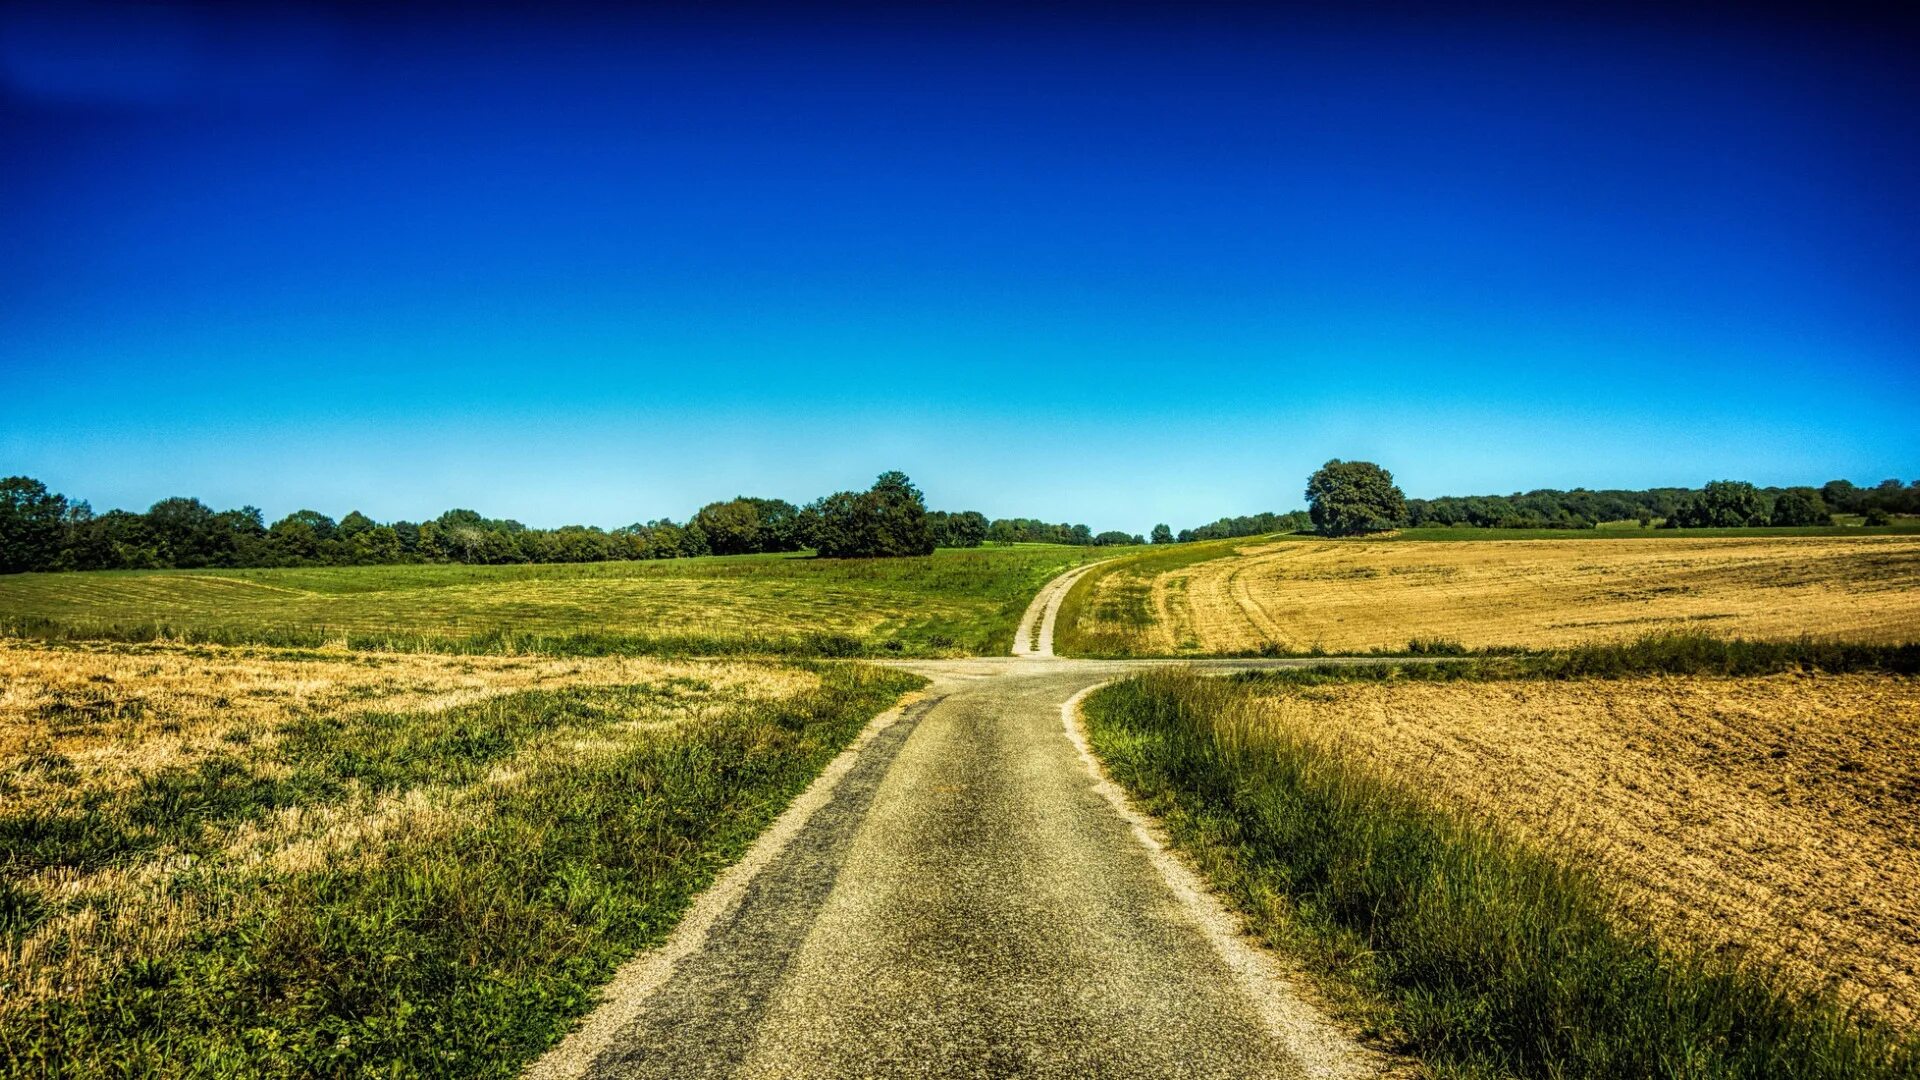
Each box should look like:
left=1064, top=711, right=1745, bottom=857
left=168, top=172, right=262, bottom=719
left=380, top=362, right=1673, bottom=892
left=3, top=2, right=1916, bottom=532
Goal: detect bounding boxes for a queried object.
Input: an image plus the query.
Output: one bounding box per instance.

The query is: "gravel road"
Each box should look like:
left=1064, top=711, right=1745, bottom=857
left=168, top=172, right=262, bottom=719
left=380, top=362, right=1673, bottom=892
left=528, top=568, right=1391, bottom=1080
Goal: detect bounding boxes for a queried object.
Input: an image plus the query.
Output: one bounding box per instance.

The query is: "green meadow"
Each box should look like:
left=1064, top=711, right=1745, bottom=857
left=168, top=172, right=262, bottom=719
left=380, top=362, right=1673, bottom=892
left=0, top=545, right=1130, bottom=658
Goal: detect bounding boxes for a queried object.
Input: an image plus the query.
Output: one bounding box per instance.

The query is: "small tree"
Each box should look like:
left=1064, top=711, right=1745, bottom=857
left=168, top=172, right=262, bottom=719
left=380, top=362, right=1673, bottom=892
left=1305, top=460, right=1406, bottom=537
left=952, top=510, right=989, bottom=548
left=751, top=498, right=805, bottom=552
left=147, top=497, right=229, bottom=568
left=1666, top=481, right=1764, bottom=529
left=865, top=472, right=936, bottom=556
left=1820, top=479, right=1861, bottom=514
left=337, top=510, right=378, bottom=538
left=693, top=497, right=767, bottom=556
left=1150, top=523, right=1173, bottom=545
left=1770, top=489, right=1829, bottom=527
left=0, top=476, right=67, bottom=574
left=268, top=514, right=324, bottom=561
left=803, top=472, right=935, bottom=558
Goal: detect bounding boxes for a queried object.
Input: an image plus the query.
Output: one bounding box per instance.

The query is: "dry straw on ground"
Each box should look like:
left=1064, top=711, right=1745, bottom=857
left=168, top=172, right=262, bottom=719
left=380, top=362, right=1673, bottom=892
left=1082, top=535, right=1920, bottom=654
left=0, top=640, right=815, bottom=1014
left=1229, top=673, right=1920, bottom=1022
left=0, top=640, right=810, bottom=803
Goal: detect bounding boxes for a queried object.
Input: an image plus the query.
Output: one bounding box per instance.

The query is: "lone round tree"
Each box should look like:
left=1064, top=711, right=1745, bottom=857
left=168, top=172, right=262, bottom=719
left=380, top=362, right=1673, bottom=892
left=1305, top=460, right=1406, bottom=537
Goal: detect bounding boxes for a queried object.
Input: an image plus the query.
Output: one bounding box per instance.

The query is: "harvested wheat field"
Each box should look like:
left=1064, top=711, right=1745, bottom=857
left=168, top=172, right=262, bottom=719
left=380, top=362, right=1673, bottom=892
left=1225, top=672, right=1920, bottom=1022
left=0, top=639, right=822, bottom=1023
left=1076, top=534, right=1920, bottom=654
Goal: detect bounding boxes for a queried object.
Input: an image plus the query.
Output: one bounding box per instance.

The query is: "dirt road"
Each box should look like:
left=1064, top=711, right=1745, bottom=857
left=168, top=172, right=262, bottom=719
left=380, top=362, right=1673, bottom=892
left=1009, top=558, right=1108, bottom=657
left=528, top=569, right=1388, bottom=1080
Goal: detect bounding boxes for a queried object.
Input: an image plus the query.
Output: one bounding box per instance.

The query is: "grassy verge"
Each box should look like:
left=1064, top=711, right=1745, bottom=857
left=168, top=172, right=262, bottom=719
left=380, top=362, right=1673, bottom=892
left=1, top=661, right=924, bottom=1077
left=1261, top=633, right=1920, bottom=680
left=1082, top=668, right=1920, bottom=1079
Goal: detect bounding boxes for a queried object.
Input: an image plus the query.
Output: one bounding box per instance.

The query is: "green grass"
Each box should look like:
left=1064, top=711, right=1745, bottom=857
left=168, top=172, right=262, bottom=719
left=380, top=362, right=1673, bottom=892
left=1244, top=633, right=1920, bottom=681
left=1054, top=536, right=1251, bottom=656
left=1, top=662, right=925, bottom=1078
left=1157, top=632, right=1920, bottom=676
left=1083, top=668, right=1920, bottom=1080
left=0, top=545, right=1125, bottom=658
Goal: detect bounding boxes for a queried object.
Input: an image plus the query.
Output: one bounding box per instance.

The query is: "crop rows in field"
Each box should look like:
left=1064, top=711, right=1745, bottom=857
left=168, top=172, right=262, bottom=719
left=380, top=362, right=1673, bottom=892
left=1230, top=672, right=1920, bottom=1022
left=1064, top=535, right=1920, bottom=656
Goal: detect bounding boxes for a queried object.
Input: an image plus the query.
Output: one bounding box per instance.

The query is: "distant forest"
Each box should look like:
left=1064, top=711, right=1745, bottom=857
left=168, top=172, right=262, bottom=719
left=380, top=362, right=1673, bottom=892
left=1170, top=478, right=1918, bottom=542
left=0, top=473, right=1144, bottom=574
left=1169, top=511, right=1314, bottom=543
left=1403, top=479, right=1917, bottom=530
left=1, top=474, right=1912, bottom=575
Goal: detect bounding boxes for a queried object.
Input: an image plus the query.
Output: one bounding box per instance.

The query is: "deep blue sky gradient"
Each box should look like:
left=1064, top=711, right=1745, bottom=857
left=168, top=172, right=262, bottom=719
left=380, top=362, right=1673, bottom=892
left=3, top=2, right=1916, bottom=530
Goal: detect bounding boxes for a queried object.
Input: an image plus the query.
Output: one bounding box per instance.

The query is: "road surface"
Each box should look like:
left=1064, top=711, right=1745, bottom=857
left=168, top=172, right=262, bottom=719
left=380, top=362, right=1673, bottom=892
left=528, top=567, right=1390, bottom=1080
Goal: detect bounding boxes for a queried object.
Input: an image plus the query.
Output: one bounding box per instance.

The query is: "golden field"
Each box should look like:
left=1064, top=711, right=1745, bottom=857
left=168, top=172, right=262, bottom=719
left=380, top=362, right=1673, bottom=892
left=1222, top=672, right=1920, bottom=1022
left=0, top=640, right=816, bottom=1019
left=1068, top=534, right=1920, bottom=654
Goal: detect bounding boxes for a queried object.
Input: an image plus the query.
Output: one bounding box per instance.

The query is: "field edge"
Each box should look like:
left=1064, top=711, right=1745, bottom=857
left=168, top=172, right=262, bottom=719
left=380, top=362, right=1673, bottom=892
left=1077, top=667, right=1920, bottom=1080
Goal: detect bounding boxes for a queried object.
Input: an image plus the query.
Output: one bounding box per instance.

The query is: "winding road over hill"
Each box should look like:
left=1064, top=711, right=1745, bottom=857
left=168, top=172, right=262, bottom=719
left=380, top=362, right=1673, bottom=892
left=528, top=565, right=1391, bottom=1080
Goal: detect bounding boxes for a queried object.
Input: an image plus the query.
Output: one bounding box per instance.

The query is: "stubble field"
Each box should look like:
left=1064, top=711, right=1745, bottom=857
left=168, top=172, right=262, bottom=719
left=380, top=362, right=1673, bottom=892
left=1084, top=658, right=1920, bottom=1079
left=1061, top=534, right=1920, bottom=656
left=1215, top=671, right=1920, bottom=1022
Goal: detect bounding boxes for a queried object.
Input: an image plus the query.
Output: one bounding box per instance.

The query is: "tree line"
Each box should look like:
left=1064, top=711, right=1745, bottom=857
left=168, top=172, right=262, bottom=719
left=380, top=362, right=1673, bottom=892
left=1154, top=511, right=1313, bottom=545
left=1405, top=477, right=1918, bottom=530
left=1309, top=461, right=1917, bottom=536
left=981, top=519, right=1143, bottom=547
left=1171, top=463, right=1918, bottom=542
left=7, top=464, right=1912, bottom=574
left=0, top=472, right=1134, bottom=575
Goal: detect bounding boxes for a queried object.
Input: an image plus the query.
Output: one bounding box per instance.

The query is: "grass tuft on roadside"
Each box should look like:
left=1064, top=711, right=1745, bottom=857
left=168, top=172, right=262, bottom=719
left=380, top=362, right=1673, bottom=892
left=1081, top=669, right=1920, bottom=1080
